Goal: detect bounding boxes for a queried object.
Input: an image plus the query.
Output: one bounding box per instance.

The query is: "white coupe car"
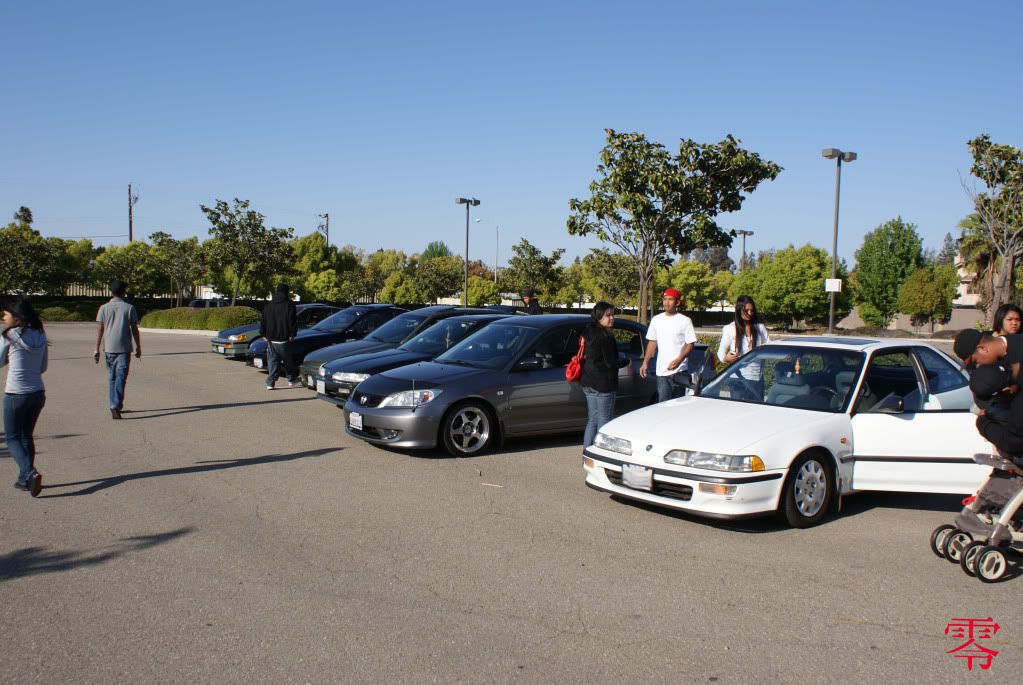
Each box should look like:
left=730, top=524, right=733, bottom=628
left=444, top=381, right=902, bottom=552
left=583, top=337, right=994, bottom=527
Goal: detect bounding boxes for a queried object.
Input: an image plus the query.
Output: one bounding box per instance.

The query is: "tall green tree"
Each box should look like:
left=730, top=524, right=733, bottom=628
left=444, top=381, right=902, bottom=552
left=582, top=248, right=638, bottom=305
left=150, top=232, right=205, bottom=306
left=567, top=129, right=781, bottom=322
left=501, top=238, right=565, bottom=304
left=655, top=259, right=715, bottom=310
left=852, top=217, right=924, bottom=327
left=201, top=198, right=294, bottom=304
left=935, top=232, right=958, bottom=266
left=93, top=241, right=164, bottom=296
left=962, top=134, right=1023, bottom=323
left=689, top=246, right=735, bottom=273
left=466, top=275, right=501, bottom=306
left=732, top=244, right=850, bottom=328
left=364, top=249, right=407, bottom=296
left=0, top=223, right=54, bottom=293
left=13, top=206, right=33, bottom=226
left=898, top=264, right=958, bottom=333
left=421, top=241, right=452, bottom=259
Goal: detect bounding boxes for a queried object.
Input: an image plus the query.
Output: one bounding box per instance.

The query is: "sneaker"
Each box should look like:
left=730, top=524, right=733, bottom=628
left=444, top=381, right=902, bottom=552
left=266, top=384, right=274, bottom=391
left=288, top=379, right=297, bottom=387
left=28, top=472, right=42, bottom=497
left=111, top=408, right=122, bottom=419
left=13, top=481, right=29, bottom=492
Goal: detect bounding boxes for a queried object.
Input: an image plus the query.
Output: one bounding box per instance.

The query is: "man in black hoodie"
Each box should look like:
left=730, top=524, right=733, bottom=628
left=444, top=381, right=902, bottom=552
left=260, top=283, right=298, bottom=389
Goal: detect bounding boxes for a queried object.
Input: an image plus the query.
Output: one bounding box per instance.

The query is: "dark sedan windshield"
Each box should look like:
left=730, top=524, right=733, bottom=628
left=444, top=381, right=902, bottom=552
left=701, top=345, right=865, bottom=412
left=313, top=309, right=361, bottom=332
left=367, top=312, right=429, bottom=343
left=436, top=324, right=533, bottom=369
left=399, top=319, right=479, bottom=356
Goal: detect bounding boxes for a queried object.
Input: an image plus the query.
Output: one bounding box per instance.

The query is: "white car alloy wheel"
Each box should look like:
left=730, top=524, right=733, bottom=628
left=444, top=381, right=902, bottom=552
left=781, top=453, right=833, bottom=528
left=442, top=403, right=493, bottom=456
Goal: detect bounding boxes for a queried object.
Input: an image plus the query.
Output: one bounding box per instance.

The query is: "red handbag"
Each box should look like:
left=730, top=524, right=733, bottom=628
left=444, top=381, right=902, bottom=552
left=565, top=336, right=585, bottom=382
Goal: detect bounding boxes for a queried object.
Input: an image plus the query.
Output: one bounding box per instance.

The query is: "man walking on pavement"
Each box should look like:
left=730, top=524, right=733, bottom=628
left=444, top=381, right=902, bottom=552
left=94, top=279, right=142, bottom=419
left=260, top=283, right=299, bottom=390
left=639, top=287, right=697, bottom=402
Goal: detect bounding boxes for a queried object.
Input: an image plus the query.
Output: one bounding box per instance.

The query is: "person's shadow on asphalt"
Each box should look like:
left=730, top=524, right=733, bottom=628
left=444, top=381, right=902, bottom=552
left=121, top=396, right=316, bottom=419
left=39, top=447, right=340, bottom=498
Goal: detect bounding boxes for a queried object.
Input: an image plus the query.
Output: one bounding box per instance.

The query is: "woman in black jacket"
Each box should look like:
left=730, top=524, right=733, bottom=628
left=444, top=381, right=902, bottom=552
left=581, top=302, right=622, bottom=447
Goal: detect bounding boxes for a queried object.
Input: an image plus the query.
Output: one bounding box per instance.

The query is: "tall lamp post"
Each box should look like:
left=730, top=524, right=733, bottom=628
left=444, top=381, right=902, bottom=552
left=456, top=197, right=480, bottom=307
left=736, top=229, right=754, bottom=270
left=821, top=148, right=856, bottom=334
left=494, top=225, right=499, bottom=286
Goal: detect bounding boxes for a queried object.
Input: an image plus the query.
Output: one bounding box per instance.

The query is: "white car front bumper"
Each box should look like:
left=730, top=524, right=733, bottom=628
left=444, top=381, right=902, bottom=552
left=583, top=447, right=786, bottom=519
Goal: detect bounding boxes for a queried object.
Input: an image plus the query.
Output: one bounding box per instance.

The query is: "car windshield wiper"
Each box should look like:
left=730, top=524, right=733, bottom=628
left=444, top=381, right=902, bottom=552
left=440, top=359, right=479, bottom=368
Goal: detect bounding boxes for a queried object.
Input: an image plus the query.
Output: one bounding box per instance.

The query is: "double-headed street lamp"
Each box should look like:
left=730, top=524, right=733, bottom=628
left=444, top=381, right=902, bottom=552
left=456, top=197, right=480, bottom=307
left=736, top=229, right=754, bottom=270
left=821, top=148, right=856, bottom=334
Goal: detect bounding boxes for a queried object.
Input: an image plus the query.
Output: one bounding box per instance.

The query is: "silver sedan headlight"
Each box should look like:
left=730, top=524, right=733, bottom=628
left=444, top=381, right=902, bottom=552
left=332, top=372, right=371, bottom=384
left=378, top=389, right=442, bottom=408
left=593, top=432, right=632, bottom=456
left=227, top=334, right=246, bottom=342
left=664, top=450, right=765, bottom=472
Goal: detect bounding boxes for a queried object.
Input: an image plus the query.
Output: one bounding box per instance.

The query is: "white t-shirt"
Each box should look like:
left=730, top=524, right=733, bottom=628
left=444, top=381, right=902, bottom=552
left=718, top=322, right=769, bottom=380
left=647, top=312, right=697, bottom=376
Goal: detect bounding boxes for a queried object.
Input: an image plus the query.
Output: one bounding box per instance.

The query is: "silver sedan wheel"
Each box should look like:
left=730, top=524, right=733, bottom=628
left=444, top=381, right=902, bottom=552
left=447, top=406, right=491, bottom=454
left=792, top=459, right=827, bottom=517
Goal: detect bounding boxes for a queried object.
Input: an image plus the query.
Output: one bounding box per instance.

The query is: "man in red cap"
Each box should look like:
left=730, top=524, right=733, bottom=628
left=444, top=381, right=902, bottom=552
left=640, top=287, right=697, bottom=402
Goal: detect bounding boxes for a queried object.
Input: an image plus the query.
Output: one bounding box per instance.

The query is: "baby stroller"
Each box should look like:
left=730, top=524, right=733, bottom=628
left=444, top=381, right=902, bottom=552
left=930, top=453, right=1023, bottom=582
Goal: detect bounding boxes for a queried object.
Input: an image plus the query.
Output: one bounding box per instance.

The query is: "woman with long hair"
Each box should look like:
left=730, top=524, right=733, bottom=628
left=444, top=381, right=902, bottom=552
left=1, top=296, right=48, bottom=497
left=580, top=301, right=622, bottom=447
left=717, top=295, right=769, bottom=399
left=992, top=303, right=1022, bottom=337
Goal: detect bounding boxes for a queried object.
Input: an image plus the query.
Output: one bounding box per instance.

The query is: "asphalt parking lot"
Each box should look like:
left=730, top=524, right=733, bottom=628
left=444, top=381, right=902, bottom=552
left=0, top=323, right=1018, bottom=683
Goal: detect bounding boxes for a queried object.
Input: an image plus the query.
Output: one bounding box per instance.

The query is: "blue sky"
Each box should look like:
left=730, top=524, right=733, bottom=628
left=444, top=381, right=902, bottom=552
left=2, top=1, right=1020, bottom=271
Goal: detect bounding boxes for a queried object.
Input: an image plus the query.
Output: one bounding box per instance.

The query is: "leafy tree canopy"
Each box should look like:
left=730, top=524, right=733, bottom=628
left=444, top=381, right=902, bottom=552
left=421, top=241, right=452, bottom=259
left=582, top=248, right=638, bottom=306
left=898, top=264, right=958, bottom=333
left=655, top=259, right=715, bottom=311
left=502, top=238, right=565, bottom=304
left=852, top=217, right=923, bottom=327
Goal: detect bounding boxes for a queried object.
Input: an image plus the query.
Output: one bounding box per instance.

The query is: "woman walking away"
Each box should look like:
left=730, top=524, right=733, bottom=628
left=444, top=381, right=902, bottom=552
left=717, top=295, right=769, bottom=400
left=993, top=303, right=1023, bottom=337
left=1, top=296, right=48, bottom=497
left=581, top=302, right=623, bottom=447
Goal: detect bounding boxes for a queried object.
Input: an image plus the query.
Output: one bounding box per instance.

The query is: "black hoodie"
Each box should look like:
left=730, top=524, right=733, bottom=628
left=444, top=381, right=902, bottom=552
left=260, top=290, right=297, bottom=342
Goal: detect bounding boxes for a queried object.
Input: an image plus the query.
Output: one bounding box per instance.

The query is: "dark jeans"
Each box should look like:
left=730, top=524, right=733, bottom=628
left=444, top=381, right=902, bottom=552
left=267, top=341, right=297, bottom=386
left=656, top=374, right=687, bottom=403
left=105, top=352, right=130, bottom=410
left=4, top=391, right=45, bottom=484
left=583, top=386, right=615, bottom=447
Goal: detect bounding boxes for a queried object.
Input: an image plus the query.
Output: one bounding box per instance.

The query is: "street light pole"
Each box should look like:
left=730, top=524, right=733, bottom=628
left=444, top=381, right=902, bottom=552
left=821, top=148, right=857, bottom=334
left=736, top=230, right=754, bottom=270
left=456, top=197, right=480, bottom=307
left=495, top=225, right=499, bottom=286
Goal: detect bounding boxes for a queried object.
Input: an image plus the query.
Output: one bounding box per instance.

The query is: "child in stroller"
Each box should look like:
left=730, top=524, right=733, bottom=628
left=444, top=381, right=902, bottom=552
left=930, top=362, right=1023, bottom=582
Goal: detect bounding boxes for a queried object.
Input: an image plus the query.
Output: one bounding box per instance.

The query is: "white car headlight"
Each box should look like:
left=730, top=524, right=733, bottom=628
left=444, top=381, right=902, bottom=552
left=228, top=334, right=246, bottom=342
left=318, top=365, right=327, bottom=377
left=664, top=450, right=765, bottom=472
left=378, top=389, right=442, bottom=408
left=593, top=432, right=632, bottom=456
left=332, top=372, right=371, bottom=384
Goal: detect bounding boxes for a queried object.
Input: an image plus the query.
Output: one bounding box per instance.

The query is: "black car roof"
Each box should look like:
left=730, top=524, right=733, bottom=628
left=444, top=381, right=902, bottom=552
left=489, top=313, right=601, bottom=329
left=296, top=303, right=337, bottom=311
left=435, top=313, right=510, bottom=323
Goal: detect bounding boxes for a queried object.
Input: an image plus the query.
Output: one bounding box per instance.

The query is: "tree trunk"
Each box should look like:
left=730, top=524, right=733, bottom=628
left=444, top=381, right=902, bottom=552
left=637, top=272, right=649, bottom=324
left=989, top=253, right=1015, bottom=326
left=232, top=274, right=241, bottom=307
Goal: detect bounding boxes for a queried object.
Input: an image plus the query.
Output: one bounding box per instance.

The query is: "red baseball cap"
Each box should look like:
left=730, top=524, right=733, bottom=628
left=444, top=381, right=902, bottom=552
left=663, top=288, right=682, bottom=299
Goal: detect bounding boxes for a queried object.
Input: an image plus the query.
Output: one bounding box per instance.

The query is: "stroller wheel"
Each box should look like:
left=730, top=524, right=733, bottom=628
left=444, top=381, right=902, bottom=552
left=976, top=547, right=1009, bottom=583
left=944, top=531, right=972, bottom=563
left=930, top=524, right=956, bottom=558
left=960, top=541, right=986, bottom=577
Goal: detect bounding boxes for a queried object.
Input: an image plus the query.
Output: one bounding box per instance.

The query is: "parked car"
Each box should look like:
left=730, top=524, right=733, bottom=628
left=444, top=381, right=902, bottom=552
left=189, top=299, right=230, bottom=308
left=583, top=337, right=993, bottom=528
left=210, top=303, right=341, bottom=358
left=314, top=313, right=510, bottom=404
left=297, top=305, right=515, bottom=388
left=343, top=314, right=715, bottom=456
left=248, top=304, right=407, bottom=370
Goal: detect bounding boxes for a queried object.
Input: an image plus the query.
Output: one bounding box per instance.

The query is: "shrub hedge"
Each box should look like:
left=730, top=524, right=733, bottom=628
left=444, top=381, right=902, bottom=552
left=140, top=306, right=260, bottom=330
left=40, top=306, right=92, bottom=322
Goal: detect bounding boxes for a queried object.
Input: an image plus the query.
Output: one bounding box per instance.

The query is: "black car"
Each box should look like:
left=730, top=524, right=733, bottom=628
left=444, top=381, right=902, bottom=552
left=248, top=304, right=407, bottom=371
left=212, top=303, right=341, bottom=359
left=313, top=313, right=510, bottom=404
left=297, top=305, right=511, bottom=387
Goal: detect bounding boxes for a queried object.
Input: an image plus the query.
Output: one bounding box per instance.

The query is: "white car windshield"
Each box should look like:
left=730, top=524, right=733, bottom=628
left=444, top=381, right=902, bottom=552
left=701, top=345, right=865, bottom=412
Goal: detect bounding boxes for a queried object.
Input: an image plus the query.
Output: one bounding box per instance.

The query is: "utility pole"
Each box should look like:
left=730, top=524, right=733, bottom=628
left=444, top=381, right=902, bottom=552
left=318, top=213, right=330, bottom=246
left=127, top=184, right=139, bottom=242
left=494, top=225, right=499, bottom=286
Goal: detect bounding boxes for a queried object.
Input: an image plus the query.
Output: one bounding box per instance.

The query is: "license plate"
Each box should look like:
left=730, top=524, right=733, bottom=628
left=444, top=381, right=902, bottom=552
left=253, top=357, right=264, bottom=369
left=316, top=380, right=325, bottom=394
left=307, top=376, right=315, bottom=388
left=349, top=412, right=363, bottom=430
left=621, top=464, right=653, bottom=491
left=216, top=346, right=224, bottom=353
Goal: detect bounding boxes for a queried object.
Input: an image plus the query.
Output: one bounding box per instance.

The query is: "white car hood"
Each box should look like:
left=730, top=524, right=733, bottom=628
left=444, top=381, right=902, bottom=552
left=601, top=396, right=837, bottom=456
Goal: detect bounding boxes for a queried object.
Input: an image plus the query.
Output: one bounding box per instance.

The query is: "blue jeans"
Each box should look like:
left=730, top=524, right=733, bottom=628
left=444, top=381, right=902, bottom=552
left=267, top=342, right=297, bottom=386
left=656, top=374, right=687, bottom=403
left=105, top=352, right=131, bottom=410
left=4, top=391, right=45, bottom=485
left=583, top=386, right=615, bottom=447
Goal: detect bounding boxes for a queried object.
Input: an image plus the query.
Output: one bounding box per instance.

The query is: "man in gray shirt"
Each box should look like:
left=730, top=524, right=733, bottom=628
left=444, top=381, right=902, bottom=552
left=94, top=280, right=142, bottom=419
